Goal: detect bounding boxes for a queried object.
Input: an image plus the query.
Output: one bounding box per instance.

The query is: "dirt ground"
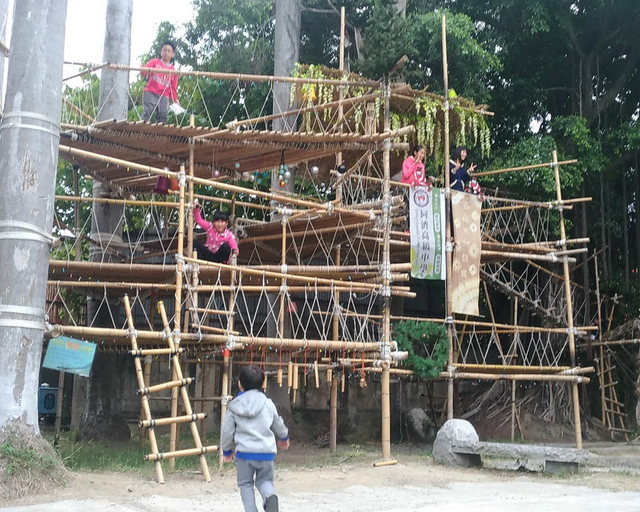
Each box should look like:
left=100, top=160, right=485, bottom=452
left=2, top=443, right=640, bottom=512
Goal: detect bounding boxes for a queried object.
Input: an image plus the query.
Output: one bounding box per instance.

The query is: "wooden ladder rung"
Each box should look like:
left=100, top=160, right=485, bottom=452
left=138, top=377, right=194, bottom=395
left=605, top=408, right=627, bottom=416
left=139, top=412, right=207, bottom=428
left=145, top=445, right=218, bottom=461
left=603, top=381, right=618, bottom=387
left=608, top=427, right=633, bottom=433
left=604, top=397, right=624, bottom=406
left=130, top=347, right=184, bottom=356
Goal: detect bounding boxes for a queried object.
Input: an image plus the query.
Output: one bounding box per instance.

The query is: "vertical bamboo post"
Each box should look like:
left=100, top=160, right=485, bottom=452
left=169, top=164, right=187, bottom=469
left=335, top=6, right=346, bottom=207
left=380, top=78, right=392, bottom=460
left=123, top=295, right=164, bottom=484
left=510, top=381, right=516, bottom=442
left=219, top=348, right=231, bottom=470
left=279, top=215, right=288, bottom=339
left=54, top=371, right=64, bottom=437
left=441, top=14, right=455, bottom=421
left=158, top=302, right=211, bottom=482
left=330, top=373, right=338, bottom=453
left=552, top=150, right=582, bottom=449
left=594, top=250, right=606, bottom=434
left=330, top=245, right=341, bottom=453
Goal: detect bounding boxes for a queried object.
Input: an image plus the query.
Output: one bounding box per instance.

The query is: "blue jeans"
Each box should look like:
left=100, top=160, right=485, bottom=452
left=235, top=458, right=275, bottom=512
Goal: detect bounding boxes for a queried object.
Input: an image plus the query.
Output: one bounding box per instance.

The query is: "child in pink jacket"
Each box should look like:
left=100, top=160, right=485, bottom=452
left=193, top=206, right=239, bottom=263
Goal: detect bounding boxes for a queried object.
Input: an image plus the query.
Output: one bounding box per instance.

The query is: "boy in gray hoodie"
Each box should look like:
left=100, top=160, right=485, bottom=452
left=221, top=365, right=290, bottom=512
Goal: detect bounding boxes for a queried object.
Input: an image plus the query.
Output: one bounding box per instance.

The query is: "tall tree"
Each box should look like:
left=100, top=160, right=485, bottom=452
left=78, top=0, right=133, bottom=440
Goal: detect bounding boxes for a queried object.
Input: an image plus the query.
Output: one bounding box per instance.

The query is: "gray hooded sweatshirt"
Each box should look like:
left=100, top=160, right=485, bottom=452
left=220, top=389, right=289, bottom=461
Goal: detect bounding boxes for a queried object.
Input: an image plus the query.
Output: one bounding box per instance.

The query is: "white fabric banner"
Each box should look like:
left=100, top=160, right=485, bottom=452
left=409, top=187, right=446, bottom=280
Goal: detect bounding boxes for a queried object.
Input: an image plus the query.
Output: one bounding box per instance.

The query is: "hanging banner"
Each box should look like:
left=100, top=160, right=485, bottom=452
left=410, top=187, right=446, bottom=280
left=451, top=190, right=482, bottom=316
left=42, top=336, right=97, bottom=377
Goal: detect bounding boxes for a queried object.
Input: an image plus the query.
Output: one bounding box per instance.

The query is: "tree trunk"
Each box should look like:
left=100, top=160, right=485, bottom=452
left=0, top=0, right=67, bottom=434
left=579, top=182, right=590, bottom=323
left=599, top=172, right=608, bottom=280
left=78, top=0, right=133, bottom=441
left=635, top=157, right=640, bottom=278
left=622, top=170, right=630, bottom=291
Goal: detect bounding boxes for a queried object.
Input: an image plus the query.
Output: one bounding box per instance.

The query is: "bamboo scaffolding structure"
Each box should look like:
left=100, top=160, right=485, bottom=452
left=59, top=144, right=376, bottom=218
left=123, top=295, right=164, bottom=483
left=55, top=194, right=180, bottom=208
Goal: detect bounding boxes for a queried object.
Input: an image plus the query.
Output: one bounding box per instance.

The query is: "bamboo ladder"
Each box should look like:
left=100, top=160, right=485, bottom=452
left=598, top=350, right=631, bottom=441
left=124, top=295, right=217, bottom=482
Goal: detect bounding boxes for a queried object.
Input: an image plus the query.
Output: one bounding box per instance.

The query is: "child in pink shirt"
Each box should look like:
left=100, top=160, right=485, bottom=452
left=401, top=145, right=428, bottom=187
left=141, top=41, right=179, bottom=123
left=193, top=206, right=239, bottom=264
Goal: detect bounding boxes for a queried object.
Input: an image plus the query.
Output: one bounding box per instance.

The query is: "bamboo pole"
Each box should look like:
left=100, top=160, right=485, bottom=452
left=442, top=14, right=455, bottom=422
left=474, top=159, right=578, bottom=177
left=169, top=166, right=187, bottom=468
left=441, top=371, right=590, bottom=383
left=330, top=244, right=341, bottom=454
left=379, top=76, right=393, bottom=461
left=552, top=150, right=582, bottom=449
left=594, top=249, right=606, bottom=434
left=123, top=295, right=164, bottom=483
left=157, top=301, right=212, bottom=481
left=106, top=62, right=381, bottom=88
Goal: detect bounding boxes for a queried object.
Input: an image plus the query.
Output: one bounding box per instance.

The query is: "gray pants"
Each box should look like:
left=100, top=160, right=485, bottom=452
left=235, top=458, right=275, bottom=512
left=142, top=90, right=169, bottom=123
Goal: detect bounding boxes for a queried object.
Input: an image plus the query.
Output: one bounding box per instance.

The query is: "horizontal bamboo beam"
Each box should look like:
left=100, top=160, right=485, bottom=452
left=109, top=63, right=381, bottom=88
left=441, top=371, right=590, bottom=384
left=474, top=159, right=578, bottom=177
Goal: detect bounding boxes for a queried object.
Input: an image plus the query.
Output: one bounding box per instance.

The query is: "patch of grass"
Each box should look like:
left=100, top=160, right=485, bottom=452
left=0, top=427, right=66, bottom=501
left=48, top=431, right=220, bottom=474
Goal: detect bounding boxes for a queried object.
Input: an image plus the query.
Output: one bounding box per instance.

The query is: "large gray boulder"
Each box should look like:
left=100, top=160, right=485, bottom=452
left=432, top=419, right=479, bottom=466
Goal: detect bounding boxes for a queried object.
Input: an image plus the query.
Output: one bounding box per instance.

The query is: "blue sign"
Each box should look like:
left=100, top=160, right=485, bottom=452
left=43, top=337, right=97, bottom=377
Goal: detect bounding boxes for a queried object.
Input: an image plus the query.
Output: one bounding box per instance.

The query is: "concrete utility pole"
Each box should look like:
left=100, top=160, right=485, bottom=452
left=90, top=0, right=132, bottom=261
left=0, top=0, right=9, bottom=112
left=76, top=0, right=132, bottom=438
left=0, top=0, right=68, bottom=435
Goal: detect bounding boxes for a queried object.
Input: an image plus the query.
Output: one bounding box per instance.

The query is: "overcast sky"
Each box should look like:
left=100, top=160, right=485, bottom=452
left=63, top=0, right=193, bottom=68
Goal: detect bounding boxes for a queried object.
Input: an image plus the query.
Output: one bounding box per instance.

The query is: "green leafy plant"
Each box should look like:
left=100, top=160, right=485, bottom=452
left=393, top=320, right=449, bottom=378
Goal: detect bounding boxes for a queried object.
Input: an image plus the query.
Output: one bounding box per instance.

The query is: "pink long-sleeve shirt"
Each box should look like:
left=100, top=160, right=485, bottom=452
left=194, top=208, right=239, bottom=258
left=401, top=156, right=427, bottom=187
left=143, top=58, right=178, bottom=102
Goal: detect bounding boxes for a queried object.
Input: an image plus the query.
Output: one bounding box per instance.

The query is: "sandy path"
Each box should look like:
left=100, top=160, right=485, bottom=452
left=2, top=451, right=640, bottom=512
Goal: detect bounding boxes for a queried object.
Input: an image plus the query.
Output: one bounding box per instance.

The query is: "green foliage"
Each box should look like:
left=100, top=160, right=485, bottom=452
left=355, top=0, right=413, bottom=79
left=393, top=320, right=448, bottom=378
